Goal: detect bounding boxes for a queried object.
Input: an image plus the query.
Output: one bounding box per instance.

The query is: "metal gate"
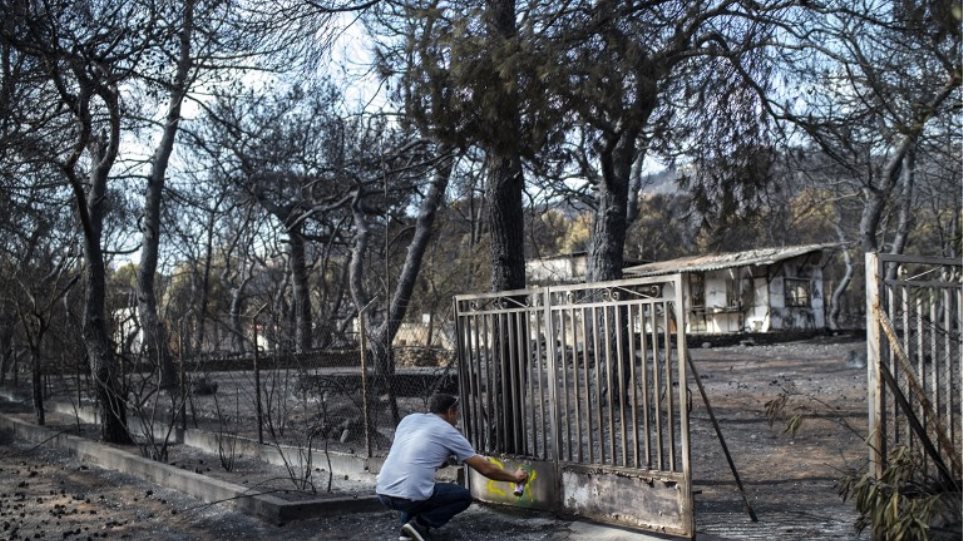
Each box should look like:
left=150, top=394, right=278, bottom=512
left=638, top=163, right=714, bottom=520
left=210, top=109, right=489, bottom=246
left=866, top=252, right=962, bottom=483
left=454, top=275, right=693, bottom=538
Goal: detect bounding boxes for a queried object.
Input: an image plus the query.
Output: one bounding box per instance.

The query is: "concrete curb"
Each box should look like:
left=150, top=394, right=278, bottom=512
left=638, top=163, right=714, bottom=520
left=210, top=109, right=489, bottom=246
left=0, top=412, right=382, bottom=524
left=180, top=428, right=389, bottom=480
left=0, top=389, right=382, bottom=479
left=9, top=393, right=458, bottom=484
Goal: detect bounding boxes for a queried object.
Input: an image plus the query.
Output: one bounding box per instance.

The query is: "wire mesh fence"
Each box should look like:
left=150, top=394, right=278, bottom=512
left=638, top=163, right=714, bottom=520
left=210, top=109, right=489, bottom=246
left=20, top=344, right=458, bottom=460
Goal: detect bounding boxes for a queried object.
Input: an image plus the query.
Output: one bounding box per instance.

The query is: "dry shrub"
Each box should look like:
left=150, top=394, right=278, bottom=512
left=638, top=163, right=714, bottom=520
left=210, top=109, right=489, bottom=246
left=839, top=446, right=961, bottom=541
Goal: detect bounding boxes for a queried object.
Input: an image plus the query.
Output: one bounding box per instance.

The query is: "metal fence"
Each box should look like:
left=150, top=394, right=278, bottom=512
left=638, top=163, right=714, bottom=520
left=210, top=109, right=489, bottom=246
left=546, top=281, right=687, bottom=472
left=454, top=275, right=694, bottom=537
left=273, top=346, right=457, bottom=456
left=866, top=252, right=962, bottom=482
left=24, top=344, right=458, bottom=461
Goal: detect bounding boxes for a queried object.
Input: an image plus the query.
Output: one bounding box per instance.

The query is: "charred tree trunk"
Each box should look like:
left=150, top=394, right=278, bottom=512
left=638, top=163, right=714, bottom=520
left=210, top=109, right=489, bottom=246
left=288, top=231, right=313, bottom=353
left=486, top=154, right=528, bottom=454
left=484, top=0, right=526, bottom=294
left=30, top=344, right=44, bottom=426
left=857, top=78, right=956, bottom=252
left=486, top=154, right=526, bottom=293
left=580, top=29, right=657, bottom=282
left=136, top=273, right=176, bottom=388
left=322, top=262, right=350, bottom=348
left=192, top=205, right=217, bottom=356
left=950, top=210, right=960, bottom=259
left=587, top=142, right=633, bottom=283
left=859, top=185, right=886, bottom=253
left=586, top=144, right=633, bottom=413
left=889, top=147, right=915, bottom=257
left=137, top=1, right=194, bottom=392
left=349, top=190, right=399, bottom=420
left=351, top=153, right=454, bottom=425
left=584, top=87, right=651, bottom=409
left=0, top=317, right=14, bottom=385
left=375, top=156, right=452, bottom=350
left=229, top=269, right=252, bottom=354
left=486, top=151, right=527, bottom=453
left=18, top=310, right=48, bottom=426
left=59, top=81, right=132, bottom=444
left=483, top=0, right=530, bottom=454
left=314, top=222, right=348, bottom=349
left=828, top=243, right=853, bottom=331
left=79, top=219, right=131, bottom=443
left=828, top=199, right=853, bottom=331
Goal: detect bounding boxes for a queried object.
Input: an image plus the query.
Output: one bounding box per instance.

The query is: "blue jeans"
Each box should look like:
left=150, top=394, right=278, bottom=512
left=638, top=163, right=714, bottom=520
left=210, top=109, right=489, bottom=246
left=377, top=483, right=473, bottom=529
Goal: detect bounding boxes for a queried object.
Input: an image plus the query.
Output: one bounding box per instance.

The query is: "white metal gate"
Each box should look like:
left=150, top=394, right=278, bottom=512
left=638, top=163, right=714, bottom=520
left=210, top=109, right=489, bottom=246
left=866, top=252, right=962, bottom=483
left=454, top=275, right=693, bottom=538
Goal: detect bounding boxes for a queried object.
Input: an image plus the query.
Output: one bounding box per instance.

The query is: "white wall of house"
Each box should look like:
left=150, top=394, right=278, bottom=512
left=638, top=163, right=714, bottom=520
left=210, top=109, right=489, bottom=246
left=393, top=320, right=454, bottom=349
left=746, top=277, right=771, bottom=332
left=678, top=252, right=827, bottom=334
left=702, top=270, right=741, bottom=333
left=812, top=272, right=826, bottom=328
left=526, top=254, right=588, bottom=284
left=761, top=260, right=826, bottom=331
left=353, top=314, right=454, bottom=350
left=112, top=308, right=249, bottom=356
left=704, top=271, right=728, bottom=310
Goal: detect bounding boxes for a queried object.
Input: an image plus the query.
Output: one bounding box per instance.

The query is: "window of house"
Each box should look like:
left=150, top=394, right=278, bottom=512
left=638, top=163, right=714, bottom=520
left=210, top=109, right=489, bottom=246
left=725, top=275, right=756, bottom=308
left=784, top=278, right=812, bottom=308
left=689, top=274, right=705, bottom=308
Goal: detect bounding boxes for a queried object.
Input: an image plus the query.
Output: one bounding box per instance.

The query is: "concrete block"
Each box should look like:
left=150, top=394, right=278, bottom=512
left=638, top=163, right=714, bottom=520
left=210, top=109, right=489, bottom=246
left=50, top=401, right=99, bottom=424
left=560, top=464, right=691, bottom=538
left=181, top=429, right=379, bottom=481
left=468, top=455, right=556, bottom=512
left=37, top=397, right=373, bottom=481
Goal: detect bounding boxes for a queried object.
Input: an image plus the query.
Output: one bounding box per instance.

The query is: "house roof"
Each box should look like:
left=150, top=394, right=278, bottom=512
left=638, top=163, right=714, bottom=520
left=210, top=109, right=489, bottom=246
left=622, top=243, right=839, bottom=277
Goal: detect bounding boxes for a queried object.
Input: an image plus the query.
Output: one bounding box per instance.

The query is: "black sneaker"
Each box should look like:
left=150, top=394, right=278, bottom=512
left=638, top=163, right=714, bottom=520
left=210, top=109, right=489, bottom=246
left=401, top=520, right=430, bottom=541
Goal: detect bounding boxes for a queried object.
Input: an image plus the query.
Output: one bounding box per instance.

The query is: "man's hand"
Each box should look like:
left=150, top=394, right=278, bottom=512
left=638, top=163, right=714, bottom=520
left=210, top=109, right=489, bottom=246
left=465, top=455, right=531, bottom=484
left=512, top=468, right=528, bottom=484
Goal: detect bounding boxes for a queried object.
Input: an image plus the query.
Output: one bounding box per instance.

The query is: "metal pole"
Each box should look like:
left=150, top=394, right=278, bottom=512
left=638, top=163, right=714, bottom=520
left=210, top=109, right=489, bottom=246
left=686, top=350, right=758, bottom=522
left=360, top=308, right=373, bottom=458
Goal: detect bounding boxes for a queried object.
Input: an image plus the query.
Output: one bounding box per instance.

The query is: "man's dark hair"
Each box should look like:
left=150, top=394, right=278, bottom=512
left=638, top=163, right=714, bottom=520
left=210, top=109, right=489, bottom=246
left=428, top=393, right=459, bottom=414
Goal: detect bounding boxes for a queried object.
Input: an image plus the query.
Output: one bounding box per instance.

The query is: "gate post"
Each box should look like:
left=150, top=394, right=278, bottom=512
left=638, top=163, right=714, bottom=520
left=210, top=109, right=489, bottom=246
left=543, top=287, right=561, bottom=490
left=865, top=252, right=885, bottom=479
left=453, top=296, right=471, bottom=489
left=674, top=274, right=694, bottom=537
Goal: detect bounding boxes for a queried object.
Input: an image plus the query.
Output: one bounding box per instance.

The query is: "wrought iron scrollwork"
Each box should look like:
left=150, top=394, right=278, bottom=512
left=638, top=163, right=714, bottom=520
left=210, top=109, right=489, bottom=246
left=460, top=294, right=533, bottom=314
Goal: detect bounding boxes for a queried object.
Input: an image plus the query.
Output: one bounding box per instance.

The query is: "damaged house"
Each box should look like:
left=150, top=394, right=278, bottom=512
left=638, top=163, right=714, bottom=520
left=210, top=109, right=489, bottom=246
left=623, top=243, right=838, bottom=334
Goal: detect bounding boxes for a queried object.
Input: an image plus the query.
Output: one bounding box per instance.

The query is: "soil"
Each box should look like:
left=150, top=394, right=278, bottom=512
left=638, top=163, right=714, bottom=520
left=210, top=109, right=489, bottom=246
left=1, top=334, right=875, bottom=540
left=688, top=334, right=870, bottom=540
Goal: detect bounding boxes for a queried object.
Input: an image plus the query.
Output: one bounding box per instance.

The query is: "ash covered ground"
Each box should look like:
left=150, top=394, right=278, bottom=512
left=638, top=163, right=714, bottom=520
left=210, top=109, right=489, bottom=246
left=0, top=335, right=872, bottom=540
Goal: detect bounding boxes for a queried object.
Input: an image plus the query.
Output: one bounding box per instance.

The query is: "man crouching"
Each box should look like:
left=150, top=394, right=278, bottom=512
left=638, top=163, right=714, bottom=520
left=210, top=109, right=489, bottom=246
left=376, top=393, right=528, bottom=541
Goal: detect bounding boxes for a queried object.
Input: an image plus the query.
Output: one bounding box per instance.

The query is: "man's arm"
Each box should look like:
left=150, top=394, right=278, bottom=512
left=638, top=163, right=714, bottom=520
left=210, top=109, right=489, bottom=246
left=464, top=455, right=527, bottom=483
